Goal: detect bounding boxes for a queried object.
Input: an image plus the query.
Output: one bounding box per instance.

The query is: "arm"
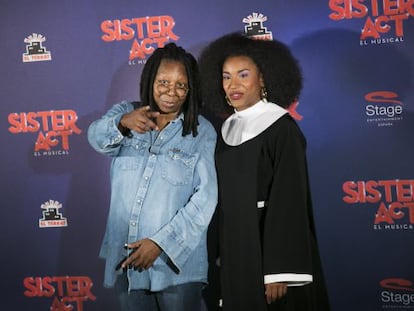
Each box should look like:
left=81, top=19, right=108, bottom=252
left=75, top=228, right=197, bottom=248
left=87, top=101, right=133, bottom=157
left=88, top=102, right=160, bottom=156
left=262, top=118, right=314, bottom=299
left=150, top=125, right=218, bottom=272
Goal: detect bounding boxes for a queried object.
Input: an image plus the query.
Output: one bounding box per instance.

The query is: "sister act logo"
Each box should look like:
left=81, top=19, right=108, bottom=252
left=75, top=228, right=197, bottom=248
left=342, top=179, right=414, bottom=230
left=8, top=109, right=81, bottom=157
left=328, top=0, right=413, bottom=45
left=24, top=276, right=96, bottom=311
left=100, top=15, right=179, bottom=64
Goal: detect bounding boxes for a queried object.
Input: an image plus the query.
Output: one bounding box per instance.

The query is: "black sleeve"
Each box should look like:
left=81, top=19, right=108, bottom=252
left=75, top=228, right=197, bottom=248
left=260, top=116, right=313, bottom=275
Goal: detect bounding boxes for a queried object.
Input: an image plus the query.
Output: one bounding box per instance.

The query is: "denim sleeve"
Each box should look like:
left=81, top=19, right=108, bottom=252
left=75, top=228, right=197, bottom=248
left=87, top=101, right=133, bottom=157
left=150, top=122, right=218, bottom=272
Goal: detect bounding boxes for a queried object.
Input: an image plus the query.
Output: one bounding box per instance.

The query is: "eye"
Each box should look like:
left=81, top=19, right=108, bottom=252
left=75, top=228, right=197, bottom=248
left=176, top=82, right=188, bottom=90
left=239, top=70, right=250, bottom=78
left=158, top=80, right=170, bottom=86
left=222, top=73, right=231, bottom=80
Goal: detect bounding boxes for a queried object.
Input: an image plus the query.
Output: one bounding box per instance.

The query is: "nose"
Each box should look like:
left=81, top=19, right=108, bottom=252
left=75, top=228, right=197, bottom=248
left=225, top=77, right=238, bottom=89
left=164, top=85, right=180, bottom=97
left=166, top=87, right=176, bottom=95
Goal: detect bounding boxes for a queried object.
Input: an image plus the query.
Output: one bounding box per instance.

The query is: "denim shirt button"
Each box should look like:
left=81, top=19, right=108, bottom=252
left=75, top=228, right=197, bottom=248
left=130, top=221, right=136, bottom=226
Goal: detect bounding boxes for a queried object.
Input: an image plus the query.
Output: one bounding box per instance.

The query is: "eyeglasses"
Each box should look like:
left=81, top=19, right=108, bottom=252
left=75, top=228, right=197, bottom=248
left=156, top=80, right=189, bottom=98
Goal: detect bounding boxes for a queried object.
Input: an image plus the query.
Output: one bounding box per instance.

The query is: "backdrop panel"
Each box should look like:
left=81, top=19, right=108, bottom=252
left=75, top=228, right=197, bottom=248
left=1, top=1, right=413, bottom=310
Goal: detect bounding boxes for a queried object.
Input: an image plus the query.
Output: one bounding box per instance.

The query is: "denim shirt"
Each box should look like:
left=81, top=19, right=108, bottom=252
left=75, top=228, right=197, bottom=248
left=87, top=101, right=218, bottom=291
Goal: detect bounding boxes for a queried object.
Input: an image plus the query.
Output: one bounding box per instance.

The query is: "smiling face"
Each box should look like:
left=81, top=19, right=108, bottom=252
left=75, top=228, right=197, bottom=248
left=222, top=55, right=264, bottom=111
left=153, top=59, right=188, bottom=117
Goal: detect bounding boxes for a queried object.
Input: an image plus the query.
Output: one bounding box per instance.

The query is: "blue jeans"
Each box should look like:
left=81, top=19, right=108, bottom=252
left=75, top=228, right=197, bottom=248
left=115, top=273, right=204, bottom=311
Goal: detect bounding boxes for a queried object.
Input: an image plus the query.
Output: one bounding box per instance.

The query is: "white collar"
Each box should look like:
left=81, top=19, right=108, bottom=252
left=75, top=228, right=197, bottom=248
left=222, top=100, right=288, bottom=146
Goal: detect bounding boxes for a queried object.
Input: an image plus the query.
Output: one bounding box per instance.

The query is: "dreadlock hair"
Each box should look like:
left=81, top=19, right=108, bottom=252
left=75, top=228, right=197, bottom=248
left=140, top=42, right=200, bottom=137
left=199, top=32, right=303, bottom=116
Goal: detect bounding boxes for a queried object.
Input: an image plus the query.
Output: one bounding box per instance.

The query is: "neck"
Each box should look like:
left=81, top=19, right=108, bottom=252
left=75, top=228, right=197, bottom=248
left=156, top=112, right=179, bottom=130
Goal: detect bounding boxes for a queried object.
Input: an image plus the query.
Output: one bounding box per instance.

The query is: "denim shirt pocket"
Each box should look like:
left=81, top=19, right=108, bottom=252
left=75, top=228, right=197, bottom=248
left=115, top=138, right=149, bottom=170
left=161, top=149, right=198, bottom=186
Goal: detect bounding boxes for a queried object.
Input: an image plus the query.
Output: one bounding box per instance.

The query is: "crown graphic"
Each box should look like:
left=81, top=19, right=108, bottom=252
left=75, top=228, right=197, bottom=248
left=24, top=33, right=46, bottom=44
left=243, top=12, right=268, bottom=24
left=41, top=199, right=62, bottom=210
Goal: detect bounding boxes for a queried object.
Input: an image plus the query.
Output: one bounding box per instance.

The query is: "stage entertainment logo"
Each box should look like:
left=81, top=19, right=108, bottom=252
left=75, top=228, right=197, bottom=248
left=22, top=33, right=52, bottom=62
left=39, top=200, right=68, bottom=228
left=100, top=15, right=179, bottom=65
left=364, top=91, right=404, bottom=126
left=7, top=109, right=82, bottom=157
left=379, top=278, right=414, bottom=309
left=328, top=0, right=413, bottom=46
left=23, top=275, right=96, bottom=310
left=342, top=179, right=414, bottom=231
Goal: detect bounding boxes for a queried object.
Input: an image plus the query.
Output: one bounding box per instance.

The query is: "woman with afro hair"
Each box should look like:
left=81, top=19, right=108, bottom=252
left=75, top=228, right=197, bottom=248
left=199, top=33, right=330, bottom=311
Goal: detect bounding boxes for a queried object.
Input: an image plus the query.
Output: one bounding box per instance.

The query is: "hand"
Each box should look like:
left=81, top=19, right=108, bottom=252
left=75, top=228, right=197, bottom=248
left=265, top=282, right=287, bottom=304
left=119, top=106, right=160, bottom=134
left=121, top=239, right=162, bottom=270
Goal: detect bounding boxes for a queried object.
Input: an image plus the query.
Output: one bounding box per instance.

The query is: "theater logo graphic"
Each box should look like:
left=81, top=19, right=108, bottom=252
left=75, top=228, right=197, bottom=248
left=342, top=179, right=414, bottom=231
left=328, top=0, right=413, bottom=46
left=7, top=109, right=82, bottom=157
left=100, top=15, right=179, bottom=65
left=39, top=200, right=68, bottom=228
left=23, top=275, right=96, bottom=310
left=243, top=12, right=273, bottom=41
left=379, top=278, right=414, bottom=309
left=364, top=91, right=403, bottom=127
left=22, top=33, right=52, bottom=62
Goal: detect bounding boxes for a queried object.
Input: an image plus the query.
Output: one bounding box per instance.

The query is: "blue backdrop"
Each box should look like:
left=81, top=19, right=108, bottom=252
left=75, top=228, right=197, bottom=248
left=2, top=1, right=413, bottom=310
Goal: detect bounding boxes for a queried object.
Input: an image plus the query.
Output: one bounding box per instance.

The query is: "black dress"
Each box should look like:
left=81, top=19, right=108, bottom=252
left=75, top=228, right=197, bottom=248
left=215, top=114, right=330, bottom=311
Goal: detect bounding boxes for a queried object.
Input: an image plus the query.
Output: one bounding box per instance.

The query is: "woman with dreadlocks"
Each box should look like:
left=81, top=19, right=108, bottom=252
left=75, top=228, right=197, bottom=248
left=88, top=43, right=218, bottom=311
left=199, top=33, right=330, bottom=311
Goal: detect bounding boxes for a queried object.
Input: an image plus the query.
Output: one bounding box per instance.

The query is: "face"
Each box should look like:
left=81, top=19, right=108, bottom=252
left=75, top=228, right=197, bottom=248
left=222, top=55, right=264, bottom=111
left=153, top=59, right=189, bottom=116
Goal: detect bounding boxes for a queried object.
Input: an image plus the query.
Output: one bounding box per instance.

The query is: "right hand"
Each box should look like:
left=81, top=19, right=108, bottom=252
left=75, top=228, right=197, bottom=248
left=265, top=282, right=288, bottom=304
left=119, top=106, right=160, bottom=134
left=121, top=239, right=162, bottom=271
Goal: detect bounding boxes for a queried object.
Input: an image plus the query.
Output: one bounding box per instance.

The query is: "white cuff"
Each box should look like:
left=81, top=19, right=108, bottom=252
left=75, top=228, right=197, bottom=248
left=264, top=273, right=313, bottom=287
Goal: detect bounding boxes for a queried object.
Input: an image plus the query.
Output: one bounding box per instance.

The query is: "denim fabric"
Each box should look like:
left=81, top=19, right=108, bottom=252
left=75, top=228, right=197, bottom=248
left=88, top=101, right=218, bottom=291
left=115, top=273, right=204, bottom=311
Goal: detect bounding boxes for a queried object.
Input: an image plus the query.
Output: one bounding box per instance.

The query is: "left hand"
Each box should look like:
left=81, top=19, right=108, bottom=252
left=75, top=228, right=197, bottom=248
left=265, top=282, right=288, bottom=304
left=121, top=239, right=162, bottom=270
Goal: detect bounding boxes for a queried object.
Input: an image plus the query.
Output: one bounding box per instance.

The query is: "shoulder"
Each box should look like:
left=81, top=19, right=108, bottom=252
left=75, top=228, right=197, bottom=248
left=197, top=115, right=217, bottom=137
left=120, top=100, right=136, bottom=111
left=109, top=100, right=135, bottom=113
left=266, top=114, right=306, bottom=143
left=269, top=113, right=300, bottom=131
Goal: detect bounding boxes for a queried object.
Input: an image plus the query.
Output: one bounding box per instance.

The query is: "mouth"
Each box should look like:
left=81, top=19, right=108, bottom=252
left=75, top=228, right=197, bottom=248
left=158, top=98, right=182, bottom=114
left=160, top=100, right=176, bottom=107
left=158, top=95, right=179, bottom=106
left=229, top=92, right=243, bottom=101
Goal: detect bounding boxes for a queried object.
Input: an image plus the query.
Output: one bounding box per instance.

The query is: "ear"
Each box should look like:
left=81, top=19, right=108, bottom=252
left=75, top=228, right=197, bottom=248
left=259, top=74, right=265, bottom=88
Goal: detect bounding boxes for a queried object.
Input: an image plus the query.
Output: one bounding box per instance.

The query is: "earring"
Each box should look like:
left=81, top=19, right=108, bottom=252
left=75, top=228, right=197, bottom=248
left=261, top=87, right=268, bottom=103
left=225, top=96, right=232, bottom=106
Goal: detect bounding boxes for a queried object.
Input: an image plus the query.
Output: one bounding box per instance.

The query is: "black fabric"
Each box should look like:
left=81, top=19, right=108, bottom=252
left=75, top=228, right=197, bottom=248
left=215, top=114, right=330, bottom=311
